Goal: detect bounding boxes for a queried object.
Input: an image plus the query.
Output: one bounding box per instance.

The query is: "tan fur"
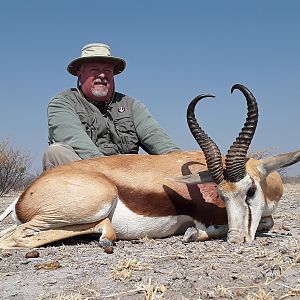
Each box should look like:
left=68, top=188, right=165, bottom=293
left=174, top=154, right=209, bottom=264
left=247, top=158, right=283, bottom=202
left=16, top=170, right=118, bottom=223
left=0, top=151, right=284, bottom=249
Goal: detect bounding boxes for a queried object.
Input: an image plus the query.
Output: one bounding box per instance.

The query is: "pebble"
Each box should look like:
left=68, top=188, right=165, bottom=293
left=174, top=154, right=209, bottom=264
left=25, top=250, right=40, bottom=259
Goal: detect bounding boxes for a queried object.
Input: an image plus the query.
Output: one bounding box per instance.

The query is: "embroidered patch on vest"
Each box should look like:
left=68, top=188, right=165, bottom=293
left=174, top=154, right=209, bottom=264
left=118, top=107, right=125, bottom=113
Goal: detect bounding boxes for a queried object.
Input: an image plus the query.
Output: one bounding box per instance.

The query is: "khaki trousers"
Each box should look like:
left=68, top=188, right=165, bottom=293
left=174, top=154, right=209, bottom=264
left=42, top=143, right=81, bottom=171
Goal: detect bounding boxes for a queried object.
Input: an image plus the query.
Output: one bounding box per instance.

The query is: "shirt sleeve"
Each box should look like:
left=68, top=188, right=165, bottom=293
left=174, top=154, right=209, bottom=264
left=132, top=100, right=181, bottom=154
left=48, top=96, right=104, bottom=159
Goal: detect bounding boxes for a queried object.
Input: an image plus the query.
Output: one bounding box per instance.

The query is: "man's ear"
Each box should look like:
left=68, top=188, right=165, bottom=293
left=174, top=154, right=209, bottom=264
left=76, top=77, right=81, bottom=89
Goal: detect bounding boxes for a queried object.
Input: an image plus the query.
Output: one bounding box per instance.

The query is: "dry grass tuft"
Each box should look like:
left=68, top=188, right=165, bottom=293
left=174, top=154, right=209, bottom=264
left=246, top=289, right=273, bottom=300
left=111, top=258, right=151, bottom=281
left=54, top=293, right=83, bottom=300
left=279, top=284, right=300, bottom=299
left=148, top=251, right=187, bottom=260
left=34, top=261, right=62, bottom=270
left=104, top=277, right=166, bottom=299
left=139, top=277, right=166, bottom=300
left=211, top=285, right=233, bottom=298
left=37, top=292, right=84, bottom=300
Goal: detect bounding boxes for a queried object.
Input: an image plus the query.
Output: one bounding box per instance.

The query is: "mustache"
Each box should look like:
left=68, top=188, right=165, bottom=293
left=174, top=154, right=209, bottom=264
left=94, top=78, right=108, bottom=85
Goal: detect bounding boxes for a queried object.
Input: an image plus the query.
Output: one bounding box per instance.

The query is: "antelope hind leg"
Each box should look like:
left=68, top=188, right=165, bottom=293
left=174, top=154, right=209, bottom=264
left=94, top=217, right=116, bottom=252
left=0, top=218, right=116, bottom=250
left=0, top=225, right=17, bottom=238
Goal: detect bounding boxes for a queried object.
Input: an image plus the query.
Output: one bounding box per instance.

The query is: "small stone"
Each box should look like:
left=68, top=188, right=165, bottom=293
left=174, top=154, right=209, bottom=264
left=25, top=250, right=40, bottom=259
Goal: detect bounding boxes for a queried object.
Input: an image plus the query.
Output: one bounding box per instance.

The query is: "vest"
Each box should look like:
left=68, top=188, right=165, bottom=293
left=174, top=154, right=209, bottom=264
left=70, top=89, right=139, bottom=156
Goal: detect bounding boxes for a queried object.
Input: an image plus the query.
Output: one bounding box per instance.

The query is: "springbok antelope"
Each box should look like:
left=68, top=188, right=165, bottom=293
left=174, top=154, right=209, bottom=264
left=0, top=84, right=299, bottom=251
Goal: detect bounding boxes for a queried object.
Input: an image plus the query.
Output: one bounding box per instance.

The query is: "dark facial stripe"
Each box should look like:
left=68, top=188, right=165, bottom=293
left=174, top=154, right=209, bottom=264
left=247, top=205, right=252, bottom=237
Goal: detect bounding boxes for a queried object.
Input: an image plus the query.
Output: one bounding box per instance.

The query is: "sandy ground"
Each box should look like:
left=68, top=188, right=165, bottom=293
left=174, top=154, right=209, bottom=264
left=0, top=184, right=299, bottom=300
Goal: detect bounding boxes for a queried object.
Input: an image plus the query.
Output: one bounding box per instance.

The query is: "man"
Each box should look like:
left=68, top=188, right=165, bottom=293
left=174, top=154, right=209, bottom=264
left=43, top=43, right=181, bottom=170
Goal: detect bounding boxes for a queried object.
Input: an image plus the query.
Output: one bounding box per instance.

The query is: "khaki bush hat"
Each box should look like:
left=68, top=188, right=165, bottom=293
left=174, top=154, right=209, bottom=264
left=67, top=43, right=126, bottom=76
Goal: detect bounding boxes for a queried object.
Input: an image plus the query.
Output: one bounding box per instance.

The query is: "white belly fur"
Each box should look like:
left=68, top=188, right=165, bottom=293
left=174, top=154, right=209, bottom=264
left=112, top=198, right=194, bottom=240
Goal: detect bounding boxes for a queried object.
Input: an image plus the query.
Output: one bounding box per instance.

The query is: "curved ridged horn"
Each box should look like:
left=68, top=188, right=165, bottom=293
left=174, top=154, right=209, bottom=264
left=225, top=84, right=258, bottom=182
left=187, top=94, right=224, bottom=184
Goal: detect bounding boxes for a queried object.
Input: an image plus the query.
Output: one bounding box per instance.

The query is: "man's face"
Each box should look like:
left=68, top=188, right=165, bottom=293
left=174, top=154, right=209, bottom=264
left=77, top=62, right=114, bottom=102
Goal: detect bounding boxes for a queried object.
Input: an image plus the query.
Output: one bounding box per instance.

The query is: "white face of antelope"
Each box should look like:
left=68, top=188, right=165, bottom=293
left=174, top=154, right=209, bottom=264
left=217, top=174, right=265, bottom=243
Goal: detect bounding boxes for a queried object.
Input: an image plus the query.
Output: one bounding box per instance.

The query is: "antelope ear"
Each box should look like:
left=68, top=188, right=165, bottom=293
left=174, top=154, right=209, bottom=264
left=167, top=170, right=214, bottom=185
left=257, top=149, right=300, bottom=178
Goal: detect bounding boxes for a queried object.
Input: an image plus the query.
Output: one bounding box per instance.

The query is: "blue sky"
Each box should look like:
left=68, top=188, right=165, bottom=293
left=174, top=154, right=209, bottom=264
left=1, top=1, right=300, bottom=175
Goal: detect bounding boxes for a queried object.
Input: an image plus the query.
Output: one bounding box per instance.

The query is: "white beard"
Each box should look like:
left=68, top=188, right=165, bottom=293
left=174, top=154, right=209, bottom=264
left=91, top=87, right=109, bottom=97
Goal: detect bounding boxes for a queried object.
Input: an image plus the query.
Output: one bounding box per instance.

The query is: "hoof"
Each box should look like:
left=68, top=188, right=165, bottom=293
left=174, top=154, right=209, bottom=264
left=183, top=227, right=199, bottom=243
left=99, top=239, right=114, bottom=254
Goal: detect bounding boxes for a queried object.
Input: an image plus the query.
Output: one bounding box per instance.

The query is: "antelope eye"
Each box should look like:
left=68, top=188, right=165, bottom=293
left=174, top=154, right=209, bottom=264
left=246, top=186, right=257, bottom=199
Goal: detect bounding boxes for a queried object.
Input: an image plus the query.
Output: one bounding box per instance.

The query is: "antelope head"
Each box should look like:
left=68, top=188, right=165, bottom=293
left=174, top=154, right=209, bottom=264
left=176, top=84, right=300, bottom=243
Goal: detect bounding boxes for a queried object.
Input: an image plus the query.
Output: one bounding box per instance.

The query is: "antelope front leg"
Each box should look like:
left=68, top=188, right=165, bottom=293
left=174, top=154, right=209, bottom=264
left=257, top=216, right=274, bottom=232
left=183, top=224, right=228, bottom=242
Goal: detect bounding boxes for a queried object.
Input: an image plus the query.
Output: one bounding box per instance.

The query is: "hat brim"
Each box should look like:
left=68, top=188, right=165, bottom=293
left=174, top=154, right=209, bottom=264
left=67, top=56, right=126, bottom=76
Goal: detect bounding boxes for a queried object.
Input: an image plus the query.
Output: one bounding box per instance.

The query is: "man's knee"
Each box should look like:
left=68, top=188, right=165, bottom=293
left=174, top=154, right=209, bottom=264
left=43, top=143, right=81, bottom=170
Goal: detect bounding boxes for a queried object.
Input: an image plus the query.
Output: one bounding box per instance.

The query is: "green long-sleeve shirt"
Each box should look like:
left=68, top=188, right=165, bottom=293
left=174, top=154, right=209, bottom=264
left=48, top=89, right=181, bottom=159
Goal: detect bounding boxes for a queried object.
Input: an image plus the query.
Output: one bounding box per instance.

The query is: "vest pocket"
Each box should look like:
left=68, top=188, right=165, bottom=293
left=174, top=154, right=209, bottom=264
left=77, top=113, right=99, bottom=141
left=113, top=115, right=139, bottom=153
left=113, top=114, right=136, bottom=134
